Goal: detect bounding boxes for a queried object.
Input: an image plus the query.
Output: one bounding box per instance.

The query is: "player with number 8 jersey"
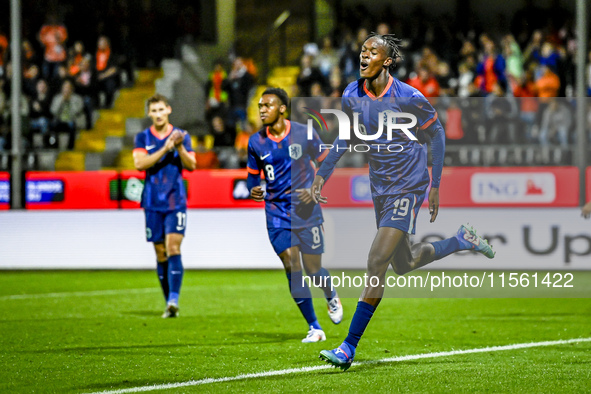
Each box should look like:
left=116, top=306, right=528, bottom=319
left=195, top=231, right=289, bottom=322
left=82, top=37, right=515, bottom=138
left=247, top=88, right=343, bottom=343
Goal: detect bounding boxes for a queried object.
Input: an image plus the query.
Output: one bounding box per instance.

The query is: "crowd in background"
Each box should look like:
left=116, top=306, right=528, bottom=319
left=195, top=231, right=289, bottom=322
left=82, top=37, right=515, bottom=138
left=0, top=12, right=129, bottom=154
left=0, top=0, right=209, bottom=157
left=197, top=1, right=591, bottom=169
left=1, top=1, right=589, bottom=168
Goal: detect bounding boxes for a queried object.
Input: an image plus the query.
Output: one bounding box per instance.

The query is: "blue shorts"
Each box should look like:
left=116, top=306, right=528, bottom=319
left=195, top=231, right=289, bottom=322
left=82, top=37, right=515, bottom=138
left=267, top=225, right=324, bottom=255
left=144, top=209, right=187, bottom=243
left=373, top=192, right=425, bottom=234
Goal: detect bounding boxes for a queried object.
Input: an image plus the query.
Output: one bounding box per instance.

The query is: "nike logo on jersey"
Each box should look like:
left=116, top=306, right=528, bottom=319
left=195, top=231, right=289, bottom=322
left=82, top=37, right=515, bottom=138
left=390, top=217, right=405, bottom=221
left=311, top=243, right=321, bottom=249
left=146, top=144, right=156, bottom=150
left=260, top=153, right=271, bottom=160
left=176, top=226, right=185, bottom=231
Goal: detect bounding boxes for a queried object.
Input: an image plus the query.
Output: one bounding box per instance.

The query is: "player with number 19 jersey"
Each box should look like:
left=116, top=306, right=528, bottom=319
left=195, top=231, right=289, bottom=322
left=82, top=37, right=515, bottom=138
left=247, top=120, right=328, bottom=230
left=317, top=75, right=443, bottom=233
left=318, top=75, right=441, bottom=199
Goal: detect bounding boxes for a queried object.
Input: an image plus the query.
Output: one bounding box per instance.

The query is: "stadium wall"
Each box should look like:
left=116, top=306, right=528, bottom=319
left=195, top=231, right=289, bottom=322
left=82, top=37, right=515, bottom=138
left=1, top=207, right=589, bottom=270
left=1, top=167, right=589, bottom=270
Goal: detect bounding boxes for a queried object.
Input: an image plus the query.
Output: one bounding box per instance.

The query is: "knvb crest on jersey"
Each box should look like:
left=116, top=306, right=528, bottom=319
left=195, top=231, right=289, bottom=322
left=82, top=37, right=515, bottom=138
left=289, top=143, right=302, bottom=160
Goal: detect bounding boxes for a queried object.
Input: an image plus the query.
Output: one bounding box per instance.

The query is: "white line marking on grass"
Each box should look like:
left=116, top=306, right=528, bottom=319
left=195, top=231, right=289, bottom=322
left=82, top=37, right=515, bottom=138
left=90, top=337, right=591, bottom=394
left=0, top=288, right=158, bottom=300
left=0, top=284, right=280, bottom=301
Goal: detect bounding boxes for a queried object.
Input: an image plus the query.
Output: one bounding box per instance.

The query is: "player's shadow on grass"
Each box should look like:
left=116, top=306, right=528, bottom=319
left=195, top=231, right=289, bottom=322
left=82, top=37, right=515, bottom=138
left=232, top=331, right=302, bottom=343
left=317, top=359, right=471, bottom=375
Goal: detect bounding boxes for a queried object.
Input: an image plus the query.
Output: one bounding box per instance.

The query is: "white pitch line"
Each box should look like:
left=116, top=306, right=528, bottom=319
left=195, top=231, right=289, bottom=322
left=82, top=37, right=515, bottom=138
left=90, top=337, right=591, bottom=394
left=0, top=284, right=280, bottom=301
left=0, top=287, right=158, bottom=300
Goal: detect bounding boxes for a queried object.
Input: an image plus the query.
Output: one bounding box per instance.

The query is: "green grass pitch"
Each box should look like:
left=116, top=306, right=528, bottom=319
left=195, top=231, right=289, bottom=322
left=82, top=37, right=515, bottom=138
left=1, top=270, right=590, bottom=393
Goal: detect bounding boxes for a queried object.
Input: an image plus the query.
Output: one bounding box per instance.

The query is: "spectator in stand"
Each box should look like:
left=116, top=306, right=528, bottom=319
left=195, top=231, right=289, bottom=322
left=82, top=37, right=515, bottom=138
left=417, top=46, right=439, bottom=75
left=535, top=65, right=560, bottom=106
left=47, top=64, right=69, bottom=97
left=531, top=64, right=560, bottom=136
left=96, top=36, right=119, bottom=108
left=3, top=76, right=30, bottom=150
left=436, top=61, right=456, bottom=96
left=22, top=40, right=39, bottom=70
left=376, top=22, right=390, bottom=36
left=407, top=65, right=440, bottom=98
left=193, top=135, right=219, bottom=169
left=50, top=79, right=84, bottom=150
left=539, top=98, right=571, bottom=147
left=29, top=79, right=53, bottom=142
left=485, top=82, right=518, bottom=143
left=328, top=66, right=346, bottom=97
left=23, top=64, right=41, bottom=98
left=235, top=122, right=256, bottom=168
left=227, top=57, right=255, bottom=131
left=587, top=50, right=591, bottom=96
left=210, top=114, right=238, bottom=168
left=459, top=40, right=477, bottom=72
left=296, top=54, right=327, bottom=96
left=523, top=30, right=543, bottom=69
left=205, top=60, right=229, bottom=120
left=316, top=36, right=339, bottom=79
left=73, top=56, right=97, bottom=130
left=67, top=41, right=89, bottom=77
left=475, top=38, right=506, bottom=94
left=38, top=14, right=68, bottom=81
left=502, top=34, right=524, bottom=93
left=535, top=42, right=561, bottom=75
left=310, top=82, right=325, bottom=98
left=457, top=63, right=475, bottom=98
left=0, top=29, right=7, bottom=77
left=514, top=68, right=540, bottom=143
left=211, top=114, right=236, bottom=148
left=339, top=28, right=364, bottom=83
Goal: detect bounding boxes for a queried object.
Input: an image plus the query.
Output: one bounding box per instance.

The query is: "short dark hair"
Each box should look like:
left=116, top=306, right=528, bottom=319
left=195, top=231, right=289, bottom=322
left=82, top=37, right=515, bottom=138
left=365, top=32, right=403, bottom=71
left=146, top=93, right=170, bottom=108
left=262, top=87, right=289, bottom=107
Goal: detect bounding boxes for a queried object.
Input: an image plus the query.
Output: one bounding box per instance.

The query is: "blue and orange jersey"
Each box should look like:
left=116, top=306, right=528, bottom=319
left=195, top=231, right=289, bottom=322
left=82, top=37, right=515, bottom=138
left=317, top=75, right=443, bottom=197
left=133, top=124, right=195, bottom=211
left=247, top=120, right=327, bottom=229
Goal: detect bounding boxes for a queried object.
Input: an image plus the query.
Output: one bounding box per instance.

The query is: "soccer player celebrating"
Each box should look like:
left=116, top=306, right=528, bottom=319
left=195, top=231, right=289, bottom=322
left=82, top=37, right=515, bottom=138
left=133, top=94, right=196, bottom=318
left=247, top=87, right=343, bottom=342
left=312, top=34, right=495, bottom=369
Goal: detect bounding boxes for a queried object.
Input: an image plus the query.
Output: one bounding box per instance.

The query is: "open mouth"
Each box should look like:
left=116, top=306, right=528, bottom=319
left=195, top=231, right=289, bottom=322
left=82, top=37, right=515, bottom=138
left=360, top=61, right=369, bottom=71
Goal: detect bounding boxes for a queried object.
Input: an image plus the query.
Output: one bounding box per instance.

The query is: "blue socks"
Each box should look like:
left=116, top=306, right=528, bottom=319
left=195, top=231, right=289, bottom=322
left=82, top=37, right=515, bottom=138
left=167, top=254, right=184, bottom=306
left=309, top=267, right=337, bottom=301
left=431, top=237, right=461, bottom=260
left=287, top=271, right=321, bottom=330
left=156, top=260, right=169, bottom=301
left=343, top=301, right=376, bottom=351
